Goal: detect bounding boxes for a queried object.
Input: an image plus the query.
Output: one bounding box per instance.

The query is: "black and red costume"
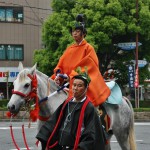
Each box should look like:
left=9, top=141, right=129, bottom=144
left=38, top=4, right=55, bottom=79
left=36, top=97, right=105, bottom=150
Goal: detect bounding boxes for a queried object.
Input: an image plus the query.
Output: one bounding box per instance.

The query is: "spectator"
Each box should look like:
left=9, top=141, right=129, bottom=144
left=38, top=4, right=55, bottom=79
left=0, top=92, right=4, bottom=100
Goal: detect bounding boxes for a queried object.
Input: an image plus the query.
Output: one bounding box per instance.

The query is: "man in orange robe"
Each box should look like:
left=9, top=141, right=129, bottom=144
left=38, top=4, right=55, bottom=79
left=51, top=14, right=110, bottom=106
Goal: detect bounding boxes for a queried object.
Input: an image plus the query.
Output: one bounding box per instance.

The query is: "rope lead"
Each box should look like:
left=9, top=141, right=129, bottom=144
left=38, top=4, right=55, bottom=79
left=10, top=125, right=20, bottom=150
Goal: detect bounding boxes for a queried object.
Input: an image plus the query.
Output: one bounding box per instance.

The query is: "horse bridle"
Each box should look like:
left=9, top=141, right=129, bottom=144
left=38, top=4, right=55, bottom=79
left=10, top=73, right=42, bottom=123
left=11, top=73, right=51, bottom=122
left=12, top=74, right=38, bottom=104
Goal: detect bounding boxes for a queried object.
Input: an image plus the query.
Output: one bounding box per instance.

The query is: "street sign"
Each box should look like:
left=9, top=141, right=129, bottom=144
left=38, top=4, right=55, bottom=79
left=128, top=65, right=135, bottom=88
left=131, top=60, right=148, bottom=68
left=117, top=42, right=142, bottom=51
left=0, top=67, right=30, bottom=82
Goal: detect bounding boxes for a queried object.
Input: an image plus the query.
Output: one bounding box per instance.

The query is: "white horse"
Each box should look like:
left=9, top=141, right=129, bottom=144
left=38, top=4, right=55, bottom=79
left=7, top=62, right=67, bottom=132
left=7, top=62, right=136, bottom=150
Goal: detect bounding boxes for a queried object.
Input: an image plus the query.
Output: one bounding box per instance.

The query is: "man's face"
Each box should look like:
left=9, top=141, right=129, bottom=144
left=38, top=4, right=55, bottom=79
left=72, top=79, right=86, bottom=100
left=72, top=29, right=84, bottom=43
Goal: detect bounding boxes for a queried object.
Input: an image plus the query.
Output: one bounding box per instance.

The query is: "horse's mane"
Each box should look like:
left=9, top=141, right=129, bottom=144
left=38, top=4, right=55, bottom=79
left=18, top=68, right=50, bottom=82
left=36, top=70, right=49, bottom=79
left=35, top=70, right=59, bottom=91
left=17, top=68, right=66, bottom=99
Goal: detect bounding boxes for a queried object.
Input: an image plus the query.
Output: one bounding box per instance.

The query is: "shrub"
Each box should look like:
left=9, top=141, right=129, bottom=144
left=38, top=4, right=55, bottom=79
left=0, top=99, right=9, bottom=107
left=130, top=100, right=150, bottom=108
left=134, top=108, right=150, bottom=112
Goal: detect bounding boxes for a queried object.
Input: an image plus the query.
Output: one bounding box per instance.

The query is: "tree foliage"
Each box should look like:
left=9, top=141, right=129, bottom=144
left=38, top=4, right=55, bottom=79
left=34, top=0, right=150, bottom=86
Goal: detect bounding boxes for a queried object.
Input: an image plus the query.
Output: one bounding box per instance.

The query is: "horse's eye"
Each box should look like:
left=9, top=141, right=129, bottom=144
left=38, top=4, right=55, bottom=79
left=24, top=83, right=30, bottom=88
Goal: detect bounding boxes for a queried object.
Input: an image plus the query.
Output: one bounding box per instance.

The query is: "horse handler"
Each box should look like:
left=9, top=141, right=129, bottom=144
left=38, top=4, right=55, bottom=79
left=36, top=71, right=105, bottom=150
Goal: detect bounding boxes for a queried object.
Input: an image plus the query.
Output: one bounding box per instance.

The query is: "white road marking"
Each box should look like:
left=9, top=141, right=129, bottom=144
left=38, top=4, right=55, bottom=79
left=10, top=147, right=34, bottom=150
left=111, top=140, right=143, bottom=143
left=0, top=126, right=36, bottom=130
left=0, top=122, right=149, bottom=130
left=0, top=122, right=149, bottom=131
left=135, top=122, right=150, bottom=126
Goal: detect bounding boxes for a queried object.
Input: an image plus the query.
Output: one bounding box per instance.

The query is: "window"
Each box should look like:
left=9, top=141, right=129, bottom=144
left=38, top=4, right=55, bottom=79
left=0, top=45, right=23, bottom=60
left=0, top=8, right=5, bottom=21
left=0, top=45, right=6, bottom=60
left=15, top=46, right=23, bottom=59
left=0, top=6, right=23, bottom=23
left=6, top=8, right=13, bottom=22
left=7, top=45, right=14, bottom=60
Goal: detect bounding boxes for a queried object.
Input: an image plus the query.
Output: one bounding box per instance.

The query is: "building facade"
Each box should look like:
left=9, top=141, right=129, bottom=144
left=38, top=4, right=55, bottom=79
left=0, top=0, right=52, bottom=98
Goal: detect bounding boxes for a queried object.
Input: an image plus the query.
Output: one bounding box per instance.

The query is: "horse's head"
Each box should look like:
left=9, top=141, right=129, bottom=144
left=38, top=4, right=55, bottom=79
left=7, top=62, right=37, bottom=115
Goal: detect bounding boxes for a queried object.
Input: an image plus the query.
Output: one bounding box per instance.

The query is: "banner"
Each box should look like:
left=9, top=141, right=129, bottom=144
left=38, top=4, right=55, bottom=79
left=134, top=68, right=139, bottom=88
left=128, top=65, right=135, bottom=88
left=117, top=42, right=142, bottom=51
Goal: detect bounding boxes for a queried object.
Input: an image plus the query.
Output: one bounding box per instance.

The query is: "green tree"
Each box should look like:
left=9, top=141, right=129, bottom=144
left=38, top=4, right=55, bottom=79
left=34, top=0, right=150, bottom=86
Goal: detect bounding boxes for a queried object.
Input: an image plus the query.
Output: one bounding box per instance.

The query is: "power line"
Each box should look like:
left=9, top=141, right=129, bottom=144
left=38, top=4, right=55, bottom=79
left=25, top=15, right=41, bottom=22
left=0, top=1, right=53, bottom=11
left=23, top=22, right=42, bottom=27
left=0, top=1, right=70, bottom=13
left=0, top=1, right=51, bottom=26
left=0, top=0, right=75, bottom=26
left=24, top=0, right=43, bottom=24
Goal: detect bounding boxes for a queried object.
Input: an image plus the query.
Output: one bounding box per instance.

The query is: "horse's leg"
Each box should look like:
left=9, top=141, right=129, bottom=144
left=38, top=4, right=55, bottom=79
left=113, top=97, right=136, bottom=150
left=125, top=97, right=137, bottom=150
left=37, top=120, right=46, bottom=132
left=115, top=129, right=135, bottom=150
left=114, top=131, right=130, bottom=150
left=112, top=117, right=135, bottom=150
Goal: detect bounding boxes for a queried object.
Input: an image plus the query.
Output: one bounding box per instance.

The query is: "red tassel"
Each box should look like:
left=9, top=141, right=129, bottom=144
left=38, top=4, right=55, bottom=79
left=29, top=90, right=39, bottom=122
left=30, top=108, right=39, bottom=122
left=6, top=112, right=17, bottom=118
left=105, top=140, right=110, bottom=145
left=35, top=140, right=39, bottom=147
left=6, top=111, right=11, bottom=118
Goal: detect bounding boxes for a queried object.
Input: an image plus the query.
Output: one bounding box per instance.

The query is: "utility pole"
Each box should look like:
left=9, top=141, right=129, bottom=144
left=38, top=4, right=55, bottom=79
left=6, top=71, right=9, bottom=100
left=135, top=0, right=139, bottom=108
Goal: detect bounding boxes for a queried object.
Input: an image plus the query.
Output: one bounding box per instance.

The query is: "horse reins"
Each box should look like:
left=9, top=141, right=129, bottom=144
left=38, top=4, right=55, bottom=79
left=9, top=73, right=40, bottom=150
left=8, top=108, right=30, bottom=150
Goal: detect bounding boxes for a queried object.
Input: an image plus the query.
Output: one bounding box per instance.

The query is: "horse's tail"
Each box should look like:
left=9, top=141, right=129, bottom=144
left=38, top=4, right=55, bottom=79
left=123, top=96, right=137, bottom=150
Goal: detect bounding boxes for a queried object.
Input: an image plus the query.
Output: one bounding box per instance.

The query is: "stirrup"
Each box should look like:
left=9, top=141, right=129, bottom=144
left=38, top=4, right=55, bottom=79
left=102, top=126, right=113, bottom=141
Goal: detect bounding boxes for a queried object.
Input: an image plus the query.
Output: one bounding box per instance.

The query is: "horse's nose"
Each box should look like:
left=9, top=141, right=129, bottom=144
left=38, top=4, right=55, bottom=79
left=8, top=104, right=15, bottom=111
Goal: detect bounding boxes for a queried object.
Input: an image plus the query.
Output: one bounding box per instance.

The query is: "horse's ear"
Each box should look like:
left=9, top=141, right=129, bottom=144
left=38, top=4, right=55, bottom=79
left=18, top=62, right=24, bottom=71
left=30, top=63, right=37, bottom=75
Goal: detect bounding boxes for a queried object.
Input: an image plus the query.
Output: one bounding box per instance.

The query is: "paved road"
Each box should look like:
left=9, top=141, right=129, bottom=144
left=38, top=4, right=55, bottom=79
left=0, top=122, right=150, bottom=150
left=111, top=122, right=150, bottom=150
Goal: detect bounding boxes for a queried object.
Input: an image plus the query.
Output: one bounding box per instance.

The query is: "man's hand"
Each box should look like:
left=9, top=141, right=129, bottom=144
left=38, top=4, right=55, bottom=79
left=54, top=74, right=69, bottom=86
left=63, top=74, right=70, bottom=82
left=54, top=76, right=61, bottom=85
